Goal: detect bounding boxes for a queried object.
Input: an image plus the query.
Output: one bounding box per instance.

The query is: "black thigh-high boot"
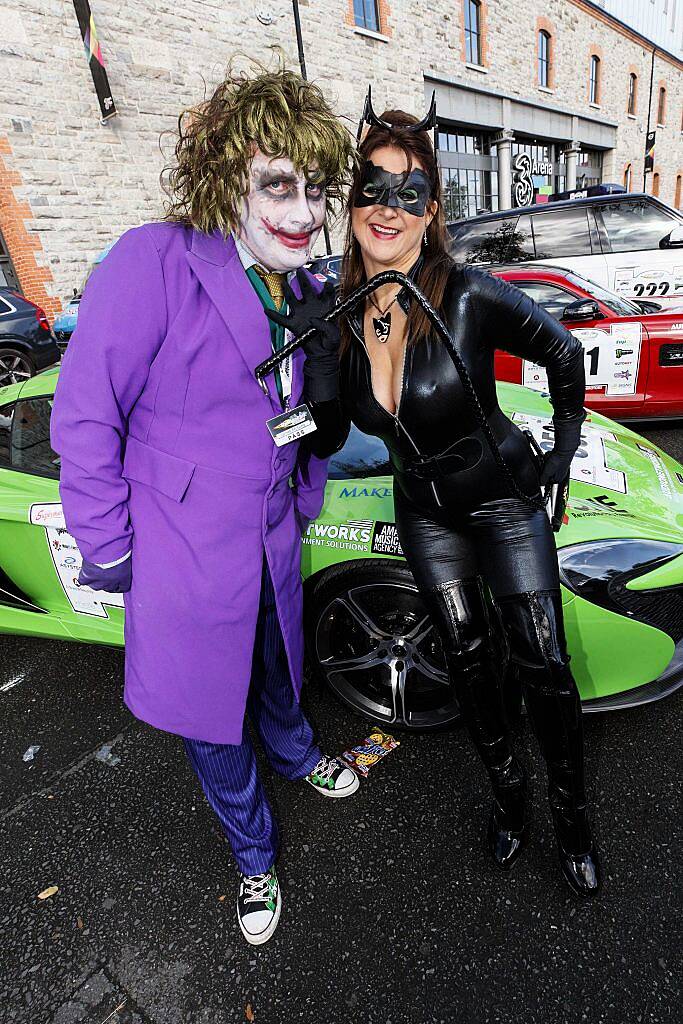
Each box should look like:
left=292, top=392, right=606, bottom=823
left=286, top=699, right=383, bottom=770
left=421, top=576, right=529, bottom=870
left=499, top=591, right=601, bottom=898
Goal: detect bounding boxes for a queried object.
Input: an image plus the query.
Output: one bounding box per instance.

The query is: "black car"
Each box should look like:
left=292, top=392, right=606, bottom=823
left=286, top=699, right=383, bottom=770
left=0, top=288, right=60, bottom=388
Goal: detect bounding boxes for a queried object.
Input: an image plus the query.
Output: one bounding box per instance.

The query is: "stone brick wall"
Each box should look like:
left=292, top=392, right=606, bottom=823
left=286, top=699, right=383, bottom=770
left=0, top=0, right=681, bottom=313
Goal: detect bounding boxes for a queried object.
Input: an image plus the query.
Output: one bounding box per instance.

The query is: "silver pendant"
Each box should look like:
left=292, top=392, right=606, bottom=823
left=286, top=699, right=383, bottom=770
left=372, top=311, right=391, bottom=343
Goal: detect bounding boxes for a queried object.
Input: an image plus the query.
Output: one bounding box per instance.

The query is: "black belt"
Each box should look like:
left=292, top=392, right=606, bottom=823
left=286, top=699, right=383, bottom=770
left=394, top=436, right=484, bottom=480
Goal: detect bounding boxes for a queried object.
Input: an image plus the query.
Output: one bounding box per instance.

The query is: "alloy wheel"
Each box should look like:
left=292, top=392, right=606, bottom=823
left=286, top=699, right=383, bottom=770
left=314, top=580, right=459, bottom=729
left=0, top=351, right=32, bottom=387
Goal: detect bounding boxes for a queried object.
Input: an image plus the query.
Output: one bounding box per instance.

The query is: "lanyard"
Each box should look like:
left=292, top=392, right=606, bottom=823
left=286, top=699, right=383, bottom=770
left=280, top=333, right=293, bottom=407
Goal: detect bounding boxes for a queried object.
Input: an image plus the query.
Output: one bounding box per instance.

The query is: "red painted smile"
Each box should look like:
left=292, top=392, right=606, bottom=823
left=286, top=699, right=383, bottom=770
left=262, top=219, right=313, bottom=250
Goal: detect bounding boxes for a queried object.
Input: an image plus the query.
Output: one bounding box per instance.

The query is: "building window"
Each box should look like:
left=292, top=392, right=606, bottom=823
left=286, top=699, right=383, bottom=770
left=657, top=86, right=667, bottom=125
left=675, top=175, right=682, bottom=210
left=624, top=163, right=632, bottom=191
left=438, top=129, right=497, bottom=220
left=589, top=55, right=600, bottom=104
left=538, top=31, right=551, bottom=88
left=353, top=0, right=379, bottom=32
left=628, top=73, right=637, bottom=115
left=465, top=1, right=482, bottom=65
left=576, top=148, right=603, bottom=188
left=653, top=172, right=660, bottom=197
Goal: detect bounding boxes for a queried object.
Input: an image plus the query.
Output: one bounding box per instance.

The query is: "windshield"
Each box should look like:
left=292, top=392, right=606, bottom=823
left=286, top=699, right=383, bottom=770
left=566, top=272, right=641, bottom=317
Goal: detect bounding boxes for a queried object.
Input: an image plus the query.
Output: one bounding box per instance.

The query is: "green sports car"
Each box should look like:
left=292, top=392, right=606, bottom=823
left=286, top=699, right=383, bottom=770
left=1, top=366, right=682, bottom=729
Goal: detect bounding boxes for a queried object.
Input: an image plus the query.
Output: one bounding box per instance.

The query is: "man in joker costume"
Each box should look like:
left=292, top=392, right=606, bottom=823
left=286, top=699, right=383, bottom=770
left=51, top=67, right=356, bottom=945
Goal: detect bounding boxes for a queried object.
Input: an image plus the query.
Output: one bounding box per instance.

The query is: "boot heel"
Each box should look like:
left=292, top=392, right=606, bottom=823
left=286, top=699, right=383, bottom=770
left=552, top=809, right=602, bottom=898
left=487, top=756, right=529, bottom=871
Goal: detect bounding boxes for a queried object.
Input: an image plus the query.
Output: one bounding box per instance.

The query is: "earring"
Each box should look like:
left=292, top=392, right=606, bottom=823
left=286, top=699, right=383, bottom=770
left=423, top=230, right=428, bottom=246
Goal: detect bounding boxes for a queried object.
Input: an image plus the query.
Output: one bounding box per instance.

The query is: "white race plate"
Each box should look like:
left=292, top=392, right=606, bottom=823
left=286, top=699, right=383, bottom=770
left=512, top=413, right=627, bottom=494
left=523, top=322, right=642, bottom=397
left=29, top=503, right=125, bottom=618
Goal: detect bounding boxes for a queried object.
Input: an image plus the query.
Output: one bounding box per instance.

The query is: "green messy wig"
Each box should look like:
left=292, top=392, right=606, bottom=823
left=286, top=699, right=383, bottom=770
left=163, top=58, right=354, bottom=236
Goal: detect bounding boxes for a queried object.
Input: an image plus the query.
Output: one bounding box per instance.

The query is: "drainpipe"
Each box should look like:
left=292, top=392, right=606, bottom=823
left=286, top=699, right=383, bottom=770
left=292, top=0, right=332, bottom=255
left=643, top=45, right=656, bottom=192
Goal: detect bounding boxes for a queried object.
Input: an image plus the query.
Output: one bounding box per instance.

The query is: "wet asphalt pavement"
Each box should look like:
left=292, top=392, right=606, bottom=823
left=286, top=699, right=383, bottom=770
left=1, top=425, right=681, bottom=1024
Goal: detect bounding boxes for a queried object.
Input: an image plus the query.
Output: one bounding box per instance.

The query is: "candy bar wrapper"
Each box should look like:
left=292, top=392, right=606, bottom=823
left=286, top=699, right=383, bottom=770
left=342, top=729, right=400, bottom=777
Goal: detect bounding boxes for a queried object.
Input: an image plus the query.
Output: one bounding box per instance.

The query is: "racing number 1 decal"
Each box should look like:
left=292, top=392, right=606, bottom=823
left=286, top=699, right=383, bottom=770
left=29, top=503, right=124, bottom=618
left=523, top=322, right=642, bottom=397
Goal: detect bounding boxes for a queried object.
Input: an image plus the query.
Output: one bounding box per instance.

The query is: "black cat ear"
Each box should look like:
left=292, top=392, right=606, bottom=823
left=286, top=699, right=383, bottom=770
left=410, top=92, right=437, bottom=133
left=356, top=86, right=391, bottom=143
left=356, top=87, right=437, bottom=145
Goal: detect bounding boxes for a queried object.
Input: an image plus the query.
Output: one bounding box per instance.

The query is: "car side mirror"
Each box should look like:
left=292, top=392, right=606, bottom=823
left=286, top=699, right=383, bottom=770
left=660, top=225, right=683, bottom=249
left=633, top=298, right=662, bottom=314
left=561, top=299, right=603, bottom=322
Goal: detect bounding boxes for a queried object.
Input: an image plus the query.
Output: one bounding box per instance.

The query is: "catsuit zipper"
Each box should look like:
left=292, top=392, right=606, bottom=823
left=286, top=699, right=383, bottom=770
left=350, top=317, right=442, bottom=507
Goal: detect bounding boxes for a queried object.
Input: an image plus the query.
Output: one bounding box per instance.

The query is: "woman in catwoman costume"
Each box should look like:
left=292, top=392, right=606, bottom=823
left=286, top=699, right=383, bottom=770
left=269, top=102, right=602, bottom=898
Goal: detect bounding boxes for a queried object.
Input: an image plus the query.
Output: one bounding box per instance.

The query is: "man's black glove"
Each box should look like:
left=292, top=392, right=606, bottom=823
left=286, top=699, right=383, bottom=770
left=540, top=412, right=585, bottom=486
left=265, top=269, right=341, bottom=402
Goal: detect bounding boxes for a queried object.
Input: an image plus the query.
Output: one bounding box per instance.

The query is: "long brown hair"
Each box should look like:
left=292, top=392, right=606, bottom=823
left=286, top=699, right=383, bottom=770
left=340, top=109, right=453, bottom=351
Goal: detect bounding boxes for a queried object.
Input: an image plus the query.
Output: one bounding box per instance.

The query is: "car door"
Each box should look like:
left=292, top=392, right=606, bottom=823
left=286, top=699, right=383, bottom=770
left=526, top=206, right=609, bottom=285
left=494, top=278, right=648, bottom=418
left=635, top=312, right=683, bottom=417
left=595, top=199, right=683, bottom=310
left=0, top=390, right=124, bottom=645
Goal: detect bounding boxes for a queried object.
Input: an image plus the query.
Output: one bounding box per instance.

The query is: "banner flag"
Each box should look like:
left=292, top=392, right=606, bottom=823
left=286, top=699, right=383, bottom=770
left=644, top=130, right=656, bottom=174
left=72, top=1, right=117, bottom=121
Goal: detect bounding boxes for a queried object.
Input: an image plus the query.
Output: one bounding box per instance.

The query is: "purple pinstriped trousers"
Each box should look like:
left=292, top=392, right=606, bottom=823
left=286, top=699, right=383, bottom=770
left=183, top=561, right=321, bottom=875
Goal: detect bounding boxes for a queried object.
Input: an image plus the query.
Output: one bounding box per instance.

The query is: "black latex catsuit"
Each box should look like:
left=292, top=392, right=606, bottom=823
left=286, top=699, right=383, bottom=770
left=305, top=261, right=599, bottom=887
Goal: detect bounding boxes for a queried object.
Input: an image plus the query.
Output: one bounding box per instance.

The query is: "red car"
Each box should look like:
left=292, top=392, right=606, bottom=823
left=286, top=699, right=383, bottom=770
left=308, top=256, right=683, bottom=420
left=493, top=265, right=683, bottom=420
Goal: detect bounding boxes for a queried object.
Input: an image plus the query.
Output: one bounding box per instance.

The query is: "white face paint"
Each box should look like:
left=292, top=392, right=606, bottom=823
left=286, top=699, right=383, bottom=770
left=237, top=150, right=326, bottom=273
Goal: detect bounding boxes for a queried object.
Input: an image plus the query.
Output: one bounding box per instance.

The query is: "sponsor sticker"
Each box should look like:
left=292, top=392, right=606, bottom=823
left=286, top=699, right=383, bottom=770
left=613, top=264, right=683, bottom=302
left=338, top=485, right=393, bottom=499
left=636, top=443, right=673, bottom=499
left=523, top=322, right=642, bottom=397
left=29, top=502, right=124, bottom=618
left=371, top=521, right=403, bottom=557
left=566, top=494, right=634, bottom=519
left=303, top=519, right=373, bottom=551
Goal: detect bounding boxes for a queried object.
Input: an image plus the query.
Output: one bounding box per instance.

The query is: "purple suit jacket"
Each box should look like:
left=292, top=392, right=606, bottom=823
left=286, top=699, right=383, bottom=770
left=51, top=223, right=329, bottom=743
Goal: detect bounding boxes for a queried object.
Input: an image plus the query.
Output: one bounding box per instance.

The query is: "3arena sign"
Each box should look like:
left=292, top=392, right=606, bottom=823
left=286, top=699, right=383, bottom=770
left=512, top=154, right=554, bottom=207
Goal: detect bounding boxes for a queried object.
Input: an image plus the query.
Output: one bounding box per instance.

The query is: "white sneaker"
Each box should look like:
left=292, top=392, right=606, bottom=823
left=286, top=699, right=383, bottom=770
left=305, top=754, right=359, bottom=798
left=236, top=866, right=281, bottom=945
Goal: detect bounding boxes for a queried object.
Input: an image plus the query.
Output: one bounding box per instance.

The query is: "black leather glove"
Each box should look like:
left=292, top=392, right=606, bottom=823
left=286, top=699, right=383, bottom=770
left=540, top=412, right=585, bottom=486
left=265, top=269, right=341, bottom=402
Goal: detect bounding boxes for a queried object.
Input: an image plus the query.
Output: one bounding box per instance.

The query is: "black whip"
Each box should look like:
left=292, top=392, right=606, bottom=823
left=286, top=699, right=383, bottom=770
left=254, top=271, right=546, bottom=513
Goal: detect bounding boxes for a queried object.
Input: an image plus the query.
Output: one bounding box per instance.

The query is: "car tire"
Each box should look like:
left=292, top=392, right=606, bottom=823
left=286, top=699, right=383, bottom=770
left=304, top=559, right=461, bottom=731
left=0, top=348, right=35, bottom=387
